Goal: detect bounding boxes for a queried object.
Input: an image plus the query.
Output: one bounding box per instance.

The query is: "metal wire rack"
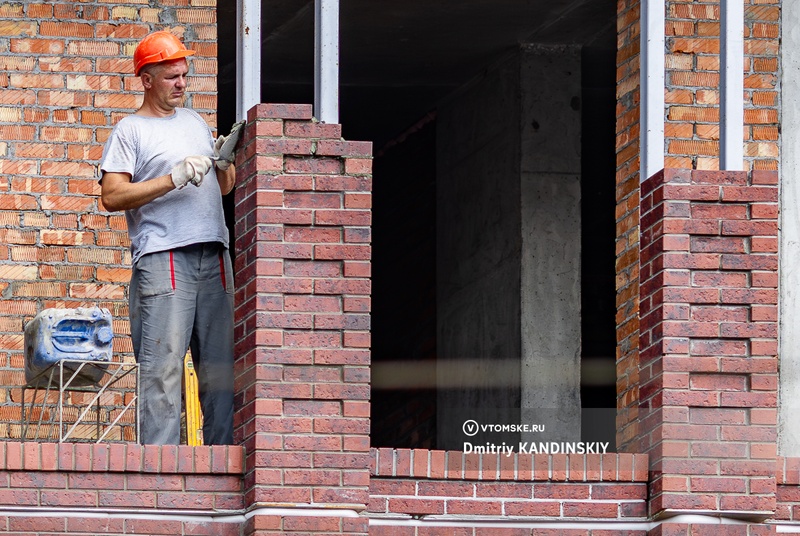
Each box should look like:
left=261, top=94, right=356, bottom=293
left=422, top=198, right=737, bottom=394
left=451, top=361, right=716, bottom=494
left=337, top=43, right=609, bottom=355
left=20, top=359, right=139, bottom=443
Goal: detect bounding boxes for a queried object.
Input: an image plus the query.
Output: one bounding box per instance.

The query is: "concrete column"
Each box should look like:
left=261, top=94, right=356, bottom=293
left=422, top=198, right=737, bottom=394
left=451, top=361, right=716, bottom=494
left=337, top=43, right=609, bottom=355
left=779, top=1, right=800, bottom=456
left=436, top=46, right=582, bottom=449
left=519, top=44, right=582, bottom=443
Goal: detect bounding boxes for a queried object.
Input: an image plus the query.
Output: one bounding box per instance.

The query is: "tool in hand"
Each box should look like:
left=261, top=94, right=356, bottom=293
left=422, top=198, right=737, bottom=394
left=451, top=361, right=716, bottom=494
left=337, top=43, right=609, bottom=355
left=211, top=120, right=245, bottom=163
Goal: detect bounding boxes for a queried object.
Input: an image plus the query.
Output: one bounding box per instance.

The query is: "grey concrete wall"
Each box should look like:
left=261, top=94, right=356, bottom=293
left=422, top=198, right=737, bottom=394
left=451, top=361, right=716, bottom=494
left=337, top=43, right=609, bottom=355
left=436, top=52, right=522, bottom=450
left=520, top=45, right=582, bottom=443
left=779, top=2, right=799, bottom=456
left=436, top=45, right=583, bottom=449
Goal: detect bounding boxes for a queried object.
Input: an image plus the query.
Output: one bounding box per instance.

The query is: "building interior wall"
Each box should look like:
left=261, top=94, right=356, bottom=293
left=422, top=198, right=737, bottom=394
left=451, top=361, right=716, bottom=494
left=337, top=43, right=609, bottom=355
left=435, top=50, right=523, bottom=451
left=216, top=0, right=620, bottom=451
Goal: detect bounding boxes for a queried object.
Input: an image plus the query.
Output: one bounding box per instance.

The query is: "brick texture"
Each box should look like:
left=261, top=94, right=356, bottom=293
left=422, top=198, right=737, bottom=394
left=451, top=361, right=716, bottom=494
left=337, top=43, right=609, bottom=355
left=664, top=0, right=780, bottom=171
left=617, top=0, right=781, bottom=455
left=369, top=531, right=648, bottom=536
left=648, top=524, right=776, bottom=536
left=637, top=168, right=778, bottom=517
left=233, top=103, right=373, bottom=535
left=776, top=457, right=800, bottom=522
left=0, top=2, right=218, bottom=437
left=369, top=449, right=649, bottom=534
left=370, top=448, right=648, bottom=482
left=615, top=0, right=642, bottom=453
left=0, top=441, right=244, bottom=535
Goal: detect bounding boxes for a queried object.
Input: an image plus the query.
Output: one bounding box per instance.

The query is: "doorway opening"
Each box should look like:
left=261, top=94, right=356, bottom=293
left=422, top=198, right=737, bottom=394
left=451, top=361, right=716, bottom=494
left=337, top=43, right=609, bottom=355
left=216, top=1, right=618, bottom=450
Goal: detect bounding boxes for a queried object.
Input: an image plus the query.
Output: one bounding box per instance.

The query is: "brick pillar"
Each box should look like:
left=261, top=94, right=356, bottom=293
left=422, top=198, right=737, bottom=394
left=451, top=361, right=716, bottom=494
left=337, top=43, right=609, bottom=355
left=638, top=168, right=778, bottom=524
left=615, top=0, right=642, bottom=452
left=617, top=0, right=781, bottom=455
left=234, top=104, right=372, bottom=535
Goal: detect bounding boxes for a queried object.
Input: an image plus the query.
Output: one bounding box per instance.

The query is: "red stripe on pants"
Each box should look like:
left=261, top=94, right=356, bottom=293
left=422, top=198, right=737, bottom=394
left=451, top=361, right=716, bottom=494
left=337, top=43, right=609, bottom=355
left=169, top=251, right=175, bottom=290
left=219, top=252, right=226, bottom=289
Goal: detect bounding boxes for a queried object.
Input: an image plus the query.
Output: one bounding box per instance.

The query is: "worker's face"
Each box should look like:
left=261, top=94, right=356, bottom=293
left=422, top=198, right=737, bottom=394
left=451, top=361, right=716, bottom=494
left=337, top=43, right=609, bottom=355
left=141, top=59, right=189, bottom=111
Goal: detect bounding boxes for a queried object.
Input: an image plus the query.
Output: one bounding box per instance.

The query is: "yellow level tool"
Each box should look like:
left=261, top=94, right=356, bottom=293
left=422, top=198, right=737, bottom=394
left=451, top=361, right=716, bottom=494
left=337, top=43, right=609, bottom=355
left=183, top=351, right=203, bottom=446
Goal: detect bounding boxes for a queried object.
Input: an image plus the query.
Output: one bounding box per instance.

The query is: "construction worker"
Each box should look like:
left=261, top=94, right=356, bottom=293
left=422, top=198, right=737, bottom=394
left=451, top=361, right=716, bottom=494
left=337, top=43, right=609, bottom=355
left=99, top=31, right=236, bottom=445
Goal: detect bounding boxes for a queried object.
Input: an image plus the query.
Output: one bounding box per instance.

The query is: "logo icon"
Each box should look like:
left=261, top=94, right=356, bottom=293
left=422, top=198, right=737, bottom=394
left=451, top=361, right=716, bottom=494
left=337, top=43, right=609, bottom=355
left=462, top=420, right=479, bottom=436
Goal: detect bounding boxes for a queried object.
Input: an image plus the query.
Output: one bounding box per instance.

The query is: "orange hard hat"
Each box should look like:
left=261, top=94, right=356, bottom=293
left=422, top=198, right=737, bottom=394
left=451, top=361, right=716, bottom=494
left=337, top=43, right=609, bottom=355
left=133, top=31, right=195, bottom=76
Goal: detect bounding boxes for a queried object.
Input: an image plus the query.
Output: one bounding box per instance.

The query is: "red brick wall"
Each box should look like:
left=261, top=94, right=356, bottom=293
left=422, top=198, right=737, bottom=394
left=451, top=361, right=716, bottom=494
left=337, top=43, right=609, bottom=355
left=0, top=2, right=218, bottom=437
left=369, top=448, right=648, bottom=534
left=615, top=0, right=781, bottom=453
left=664, top=0, right=780, bottom=171
left=776, top=457, right=800, bottom=522
left=233, top=103, right=372, bottom=535
left=615, top=0, right=642, bottom=452
left=0, top=97, right=378, bottom=535
left=0, top=442, right=243, bottom=535
left=638, top=168, right=778, bottom=517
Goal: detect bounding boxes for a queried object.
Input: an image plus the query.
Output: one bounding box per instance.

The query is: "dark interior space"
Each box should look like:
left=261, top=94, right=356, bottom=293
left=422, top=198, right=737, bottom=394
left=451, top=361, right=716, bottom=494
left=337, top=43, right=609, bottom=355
left=579, top=46, right=618, bottom=448
left=218, top=0, right=617, bottom=146
left=217, top=5, right=239, bottom=252
left=370, top=118, right=437, bottom=448
left=217, top=1, right=618, bottom=449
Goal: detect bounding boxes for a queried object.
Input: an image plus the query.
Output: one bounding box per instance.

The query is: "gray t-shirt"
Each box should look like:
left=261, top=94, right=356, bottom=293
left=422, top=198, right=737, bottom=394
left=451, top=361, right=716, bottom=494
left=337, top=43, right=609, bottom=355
left=100, top=108, right=229, bottom=264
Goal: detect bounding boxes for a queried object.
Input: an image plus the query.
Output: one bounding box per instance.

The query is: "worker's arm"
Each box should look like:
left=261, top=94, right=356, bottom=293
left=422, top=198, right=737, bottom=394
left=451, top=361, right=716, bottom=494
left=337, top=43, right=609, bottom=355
left=100, top=156, right=213, bottom=212
left=216, top=163, right=236, bottom=195
left=100, top=171, right=175, bottom=212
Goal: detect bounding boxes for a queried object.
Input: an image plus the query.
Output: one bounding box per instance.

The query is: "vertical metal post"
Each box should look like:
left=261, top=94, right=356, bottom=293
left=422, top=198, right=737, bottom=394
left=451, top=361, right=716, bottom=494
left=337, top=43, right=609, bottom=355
left=315, top=0, right=340, bottom=124
left=779, top=0, right=800, bottom=457
left=237, top=0, right=262, bottom=122
left=720, top=0, right=744, bottom=170
left=640, top=0, right=665, bottom=181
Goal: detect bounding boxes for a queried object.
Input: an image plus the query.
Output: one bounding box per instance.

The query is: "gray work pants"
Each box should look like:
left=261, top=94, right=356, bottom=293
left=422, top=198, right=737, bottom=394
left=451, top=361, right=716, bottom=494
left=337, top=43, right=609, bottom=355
left=129, top=242, right=234, bottom=445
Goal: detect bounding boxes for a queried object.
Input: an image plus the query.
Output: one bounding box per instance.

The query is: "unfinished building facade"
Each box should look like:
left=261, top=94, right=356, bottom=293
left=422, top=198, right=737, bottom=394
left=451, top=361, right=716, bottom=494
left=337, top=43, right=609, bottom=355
left=0, top=0, right=795, bottom=534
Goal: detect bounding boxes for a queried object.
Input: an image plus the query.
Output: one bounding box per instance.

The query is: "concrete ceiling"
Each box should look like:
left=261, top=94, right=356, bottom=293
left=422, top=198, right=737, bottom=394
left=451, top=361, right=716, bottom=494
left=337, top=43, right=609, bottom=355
left=217, top=0, right=616, bottom=145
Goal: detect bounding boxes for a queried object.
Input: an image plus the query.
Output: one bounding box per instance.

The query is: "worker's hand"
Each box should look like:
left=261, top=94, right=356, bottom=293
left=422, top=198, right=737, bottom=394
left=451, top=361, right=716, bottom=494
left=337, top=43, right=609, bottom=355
left=170, top=156, right=213, bottom=189
left=213, top=135, right=233, bottom=171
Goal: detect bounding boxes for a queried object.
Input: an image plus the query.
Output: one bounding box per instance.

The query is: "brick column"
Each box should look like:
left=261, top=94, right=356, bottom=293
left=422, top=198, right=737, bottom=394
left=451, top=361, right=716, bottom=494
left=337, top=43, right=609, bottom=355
left=616, top=0, right=781, bottom=456
left=615, top=0, right=642, bottom=451
left=234, top=104, right=372, bottom=535
left=638, top=168, right=778, bottom=524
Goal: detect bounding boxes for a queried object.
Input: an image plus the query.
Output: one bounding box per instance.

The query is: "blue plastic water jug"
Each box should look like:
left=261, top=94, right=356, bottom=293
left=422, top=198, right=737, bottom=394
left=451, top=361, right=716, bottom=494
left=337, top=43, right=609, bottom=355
left=24, top=307, right=114, bottom=387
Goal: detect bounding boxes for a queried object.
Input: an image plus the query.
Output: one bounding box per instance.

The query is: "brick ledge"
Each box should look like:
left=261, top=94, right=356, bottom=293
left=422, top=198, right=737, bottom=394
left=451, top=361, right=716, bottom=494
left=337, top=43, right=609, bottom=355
left=370, top=448, right=648, bottom=482
left=0, top=441, right=244, bottom=474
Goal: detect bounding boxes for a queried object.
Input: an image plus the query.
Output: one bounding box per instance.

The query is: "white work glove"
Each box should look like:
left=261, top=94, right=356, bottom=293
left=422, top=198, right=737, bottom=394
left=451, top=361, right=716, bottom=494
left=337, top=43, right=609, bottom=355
left=213, top=135, right=233, bottom=171
left=170, top=155, right=213, bottom=189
